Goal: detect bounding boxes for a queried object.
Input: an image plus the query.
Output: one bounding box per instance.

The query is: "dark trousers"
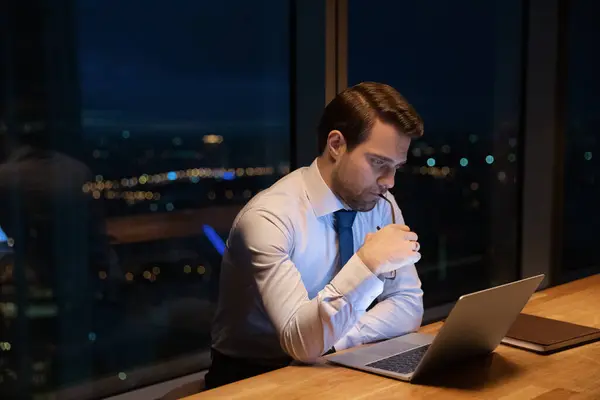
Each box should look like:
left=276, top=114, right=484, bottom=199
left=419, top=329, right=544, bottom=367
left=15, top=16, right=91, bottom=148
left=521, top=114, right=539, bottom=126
left=205, top=348, right=291, bottom=390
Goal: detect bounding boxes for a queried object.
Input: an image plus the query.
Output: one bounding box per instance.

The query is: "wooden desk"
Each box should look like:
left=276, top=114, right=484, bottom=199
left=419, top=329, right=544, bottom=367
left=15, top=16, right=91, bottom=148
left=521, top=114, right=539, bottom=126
left=183, top=274, right=600, bottom=399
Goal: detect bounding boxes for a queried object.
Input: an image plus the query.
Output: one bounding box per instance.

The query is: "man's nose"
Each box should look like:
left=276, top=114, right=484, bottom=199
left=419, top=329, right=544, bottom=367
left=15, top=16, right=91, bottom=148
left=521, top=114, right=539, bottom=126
left=377, top=169, right=395, bottom=190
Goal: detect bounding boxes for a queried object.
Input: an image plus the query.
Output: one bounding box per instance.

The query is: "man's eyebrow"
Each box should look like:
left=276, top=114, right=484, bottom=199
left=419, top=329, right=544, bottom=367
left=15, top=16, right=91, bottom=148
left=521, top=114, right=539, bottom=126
left=367, top=153, right=406, bottom=166
left=367, top=153, right=394, bottom=162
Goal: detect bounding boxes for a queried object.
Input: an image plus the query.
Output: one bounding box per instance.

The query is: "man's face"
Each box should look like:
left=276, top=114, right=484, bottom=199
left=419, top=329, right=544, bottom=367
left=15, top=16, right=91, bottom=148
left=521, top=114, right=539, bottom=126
left=331, top=119, right=411, bottom=212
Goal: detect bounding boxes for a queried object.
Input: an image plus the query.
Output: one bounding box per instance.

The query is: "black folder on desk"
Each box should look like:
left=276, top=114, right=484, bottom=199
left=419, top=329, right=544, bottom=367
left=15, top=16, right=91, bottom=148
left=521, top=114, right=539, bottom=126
left=501, top=313, right=600, bottom=354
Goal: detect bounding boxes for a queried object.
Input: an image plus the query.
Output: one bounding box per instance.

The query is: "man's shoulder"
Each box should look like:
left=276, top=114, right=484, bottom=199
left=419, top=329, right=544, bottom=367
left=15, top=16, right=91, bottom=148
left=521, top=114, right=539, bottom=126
left=234, top=167, right=309, bottom=228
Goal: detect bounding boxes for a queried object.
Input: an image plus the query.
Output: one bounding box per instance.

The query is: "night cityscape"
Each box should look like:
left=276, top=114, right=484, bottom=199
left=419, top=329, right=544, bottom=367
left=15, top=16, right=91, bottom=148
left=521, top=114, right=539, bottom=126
left=0, top=0, right=598, bottom=399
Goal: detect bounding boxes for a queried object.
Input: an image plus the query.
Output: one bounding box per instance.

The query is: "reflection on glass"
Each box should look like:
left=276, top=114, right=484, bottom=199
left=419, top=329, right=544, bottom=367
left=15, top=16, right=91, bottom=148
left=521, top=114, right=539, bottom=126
left=562, top=0, right=600, bottom=282
left=348, top=0, right=523, bottom=307
left=0, top=0, right=290, bottom=397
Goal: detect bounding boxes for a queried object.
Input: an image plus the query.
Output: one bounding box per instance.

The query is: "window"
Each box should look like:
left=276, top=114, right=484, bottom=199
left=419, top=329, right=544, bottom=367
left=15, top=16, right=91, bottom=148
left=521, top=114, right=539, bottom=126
left=0, top=0, right=290, bottom=398
left=348, top=0, right=524, bottom=308
left=561, top=0, right=600, bottom=282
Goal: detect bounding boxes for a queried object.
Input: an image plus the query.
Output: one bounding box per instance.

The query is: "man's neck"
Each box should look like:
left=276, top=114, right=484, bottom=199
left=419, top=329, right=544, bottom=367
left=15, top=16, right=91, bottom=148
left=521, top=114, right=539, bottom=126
left=316, top=155, right=334, bottom=190
left=316, top=155, right=352, bottom=210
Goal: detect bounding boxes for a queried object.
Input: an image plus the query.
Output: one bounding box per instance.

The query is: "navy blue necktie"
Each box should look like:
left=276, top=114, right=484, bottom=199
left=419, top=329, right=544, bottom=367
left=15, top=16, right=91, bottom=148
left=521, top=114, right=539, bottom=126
left=334, top=210, right=357, bottom=267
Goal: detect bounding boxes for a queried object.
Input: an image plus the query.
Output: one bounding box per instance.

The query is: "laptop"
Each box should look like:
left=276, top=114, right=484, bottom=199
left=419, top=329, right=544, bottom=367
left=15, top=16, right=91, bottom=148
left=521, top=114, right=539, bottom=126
left=327, top=274, right=545, bottom=382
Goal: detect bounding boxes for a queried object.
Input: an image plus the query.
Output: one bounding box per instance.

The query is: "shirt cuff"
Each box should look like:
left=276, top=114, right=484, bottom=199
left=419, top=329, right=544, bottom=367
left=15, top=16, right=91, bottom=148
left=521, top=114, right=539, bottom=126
left=333, top=325, right=362, bottom=351
left=330, top=253, right=384, bottom=311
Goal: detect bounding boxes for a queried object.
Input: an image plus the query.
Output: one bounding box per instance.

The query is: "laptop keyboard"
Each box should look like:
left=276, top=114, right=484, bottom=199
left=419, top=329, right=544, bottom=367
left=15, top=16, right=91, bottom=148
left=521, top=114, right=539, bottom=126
left=366, top=345, right=430, bottom=374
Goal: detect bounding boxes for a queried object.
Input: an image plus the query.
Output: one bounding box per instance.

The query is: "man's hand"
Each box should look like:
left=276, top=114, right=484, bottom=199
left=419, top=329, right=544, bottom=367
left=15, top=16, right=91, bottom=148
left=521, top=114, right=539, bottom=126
left=357, top=224, right=421, bottom=275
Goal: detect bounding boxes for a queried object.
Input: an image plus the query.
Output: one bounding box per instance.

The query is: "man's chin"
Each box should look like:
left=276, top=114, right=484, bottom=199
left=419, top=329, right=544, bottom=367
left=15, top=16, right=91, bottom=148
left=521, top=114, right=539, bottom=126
left=352, top=199, right=378, bottom=212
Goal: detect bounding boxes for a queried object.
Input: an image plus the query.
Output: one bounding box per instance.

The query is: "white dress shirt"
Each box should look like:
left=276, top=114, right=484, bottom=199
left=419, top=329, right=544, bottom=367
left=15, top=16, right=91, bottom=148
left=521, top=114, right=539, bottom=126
left=211, top=159, right=424, bottom=363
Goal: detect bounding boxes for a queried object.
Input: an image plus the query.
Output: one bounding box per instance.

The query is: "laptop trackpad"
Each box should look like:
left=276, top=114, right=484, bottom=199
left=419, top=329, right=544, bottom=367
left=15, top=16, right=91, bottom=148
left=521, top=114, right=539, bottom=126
left=366, top=333, right=433, bottom=358
left=327, top=333, right=434, bottom=366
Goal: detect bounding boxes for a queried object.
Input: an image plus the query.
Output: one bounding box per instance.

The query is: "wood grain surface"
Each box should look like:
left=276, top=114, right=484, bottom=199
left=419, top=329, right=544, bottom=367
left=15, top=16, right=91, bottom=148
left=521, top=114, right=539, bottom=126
left=183, top=274, right=600, bottom=400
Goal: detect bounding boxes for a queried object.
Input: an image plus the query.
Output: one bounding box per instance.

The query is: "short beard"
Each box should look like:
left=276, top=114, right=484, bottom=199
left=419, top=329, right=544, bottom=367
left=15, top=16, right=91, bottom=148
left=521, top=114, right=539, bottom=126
left=331, top=168, right=378, bottom=212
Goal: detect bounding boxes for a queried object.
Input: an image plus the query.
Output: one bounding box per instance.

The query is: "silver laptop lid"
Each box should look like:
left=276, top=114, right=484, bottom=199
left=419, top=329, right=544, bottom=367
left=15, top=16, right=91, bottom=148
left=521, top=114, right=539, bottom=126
left=412, top=274, right=545, bottom=378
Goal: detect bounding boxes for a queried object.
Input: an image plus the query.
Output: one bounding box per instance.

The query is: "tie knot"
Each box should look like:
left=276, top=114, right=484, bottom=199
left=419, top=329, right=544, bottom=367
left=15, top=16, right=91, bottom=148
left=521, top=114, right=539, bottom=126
left=334, top=210, right=357, bottom=230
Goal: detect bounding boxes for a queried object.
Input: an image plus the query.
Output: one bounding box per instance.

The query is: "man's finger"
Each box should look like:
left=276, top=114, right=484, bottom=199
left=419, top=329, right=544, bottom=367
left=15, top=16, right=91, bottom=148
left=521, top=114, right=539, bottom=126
left=392, top=224, right=411, bottom=231
left=404, top=232, right=418, bottom=242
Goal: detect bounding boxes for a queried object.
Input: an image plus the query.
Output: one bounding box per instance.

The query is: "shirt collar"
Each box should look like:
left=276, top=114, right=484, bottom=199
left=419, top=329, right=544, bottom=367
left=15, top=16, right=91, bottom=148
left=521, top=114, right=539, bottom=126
left=303, top=158, right=347, bottom=218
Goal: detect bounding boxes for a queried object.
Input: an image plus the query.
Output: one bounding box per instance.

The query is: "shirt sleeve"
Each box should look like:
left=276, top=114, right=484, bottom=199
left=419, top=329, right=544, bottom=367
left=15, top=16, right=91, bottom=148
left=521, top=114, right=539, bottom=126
left=228, top=207, right=384, bottom=363
left=333, top=195, right=424, bottom=351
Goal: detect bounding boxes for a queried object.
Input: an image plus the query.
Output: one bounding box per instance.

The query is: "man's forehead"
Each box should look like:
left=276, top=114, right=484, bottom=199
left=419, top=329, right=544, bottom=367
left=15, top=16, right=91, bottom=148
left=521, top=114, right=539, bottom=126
left=360, top=128, right=411, bottom=161
left=365, top=120, right=410, bottom=145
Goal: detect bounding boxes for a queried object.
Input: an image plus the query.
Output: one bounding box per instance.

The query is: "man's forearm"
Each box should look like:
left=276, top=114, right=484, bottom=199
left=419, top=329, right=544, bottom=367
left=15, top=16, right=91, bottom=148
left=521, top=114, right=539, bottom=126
left=333, top=292, right=424, bottom=351
left=276, top=254, right=385, bottom=362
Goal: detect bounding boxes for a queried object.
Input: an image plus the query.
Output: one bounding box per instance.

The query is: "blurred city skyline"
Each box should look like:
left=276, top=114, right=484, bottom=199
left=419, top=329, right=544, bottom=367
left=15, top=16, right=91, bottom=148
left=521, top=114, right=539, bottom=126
left=0, top=0, right=597, bottom=398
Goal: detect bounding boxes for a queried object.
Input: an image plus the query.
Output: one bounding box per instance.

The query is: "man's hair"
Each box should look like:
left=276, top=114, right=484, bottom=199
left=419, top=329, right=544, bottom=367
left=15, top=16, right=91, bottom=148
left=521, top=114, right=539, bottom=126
left=317, top=82, right=424, bottom=153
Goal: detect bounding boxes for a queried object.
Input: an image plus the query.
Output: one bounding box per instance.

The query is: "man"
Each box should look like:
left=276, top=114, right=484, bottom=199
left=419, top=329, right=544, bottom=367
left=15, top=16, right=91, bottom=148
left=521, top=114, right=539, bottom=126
left=206, top=82, right=424, bottom=389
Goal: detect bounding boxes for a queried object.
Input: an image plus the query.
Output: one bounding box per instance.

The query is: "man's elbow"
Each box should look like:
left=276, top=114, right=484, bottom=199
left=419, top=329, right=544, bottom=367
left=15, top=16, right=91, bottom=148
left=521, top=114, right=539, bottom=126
left=280, top=338, right=323, bottom=364
left=287, top=349, right=320, bottom=364
left=409, top=310, right=424, bottom=333
left=279, top=327, right=324, bottom=364
left=411, top=299, right=425, bottom=331
left=401, top=293, right=424, bottom=332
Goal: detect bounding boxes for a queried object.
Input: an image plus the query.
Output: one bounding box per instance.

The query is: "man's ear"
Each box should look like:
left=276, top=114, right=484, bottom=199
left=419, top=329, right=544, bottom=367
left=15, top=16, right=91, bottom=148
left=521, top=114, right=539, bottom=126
left=326, top=130, right=346, bottom=160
